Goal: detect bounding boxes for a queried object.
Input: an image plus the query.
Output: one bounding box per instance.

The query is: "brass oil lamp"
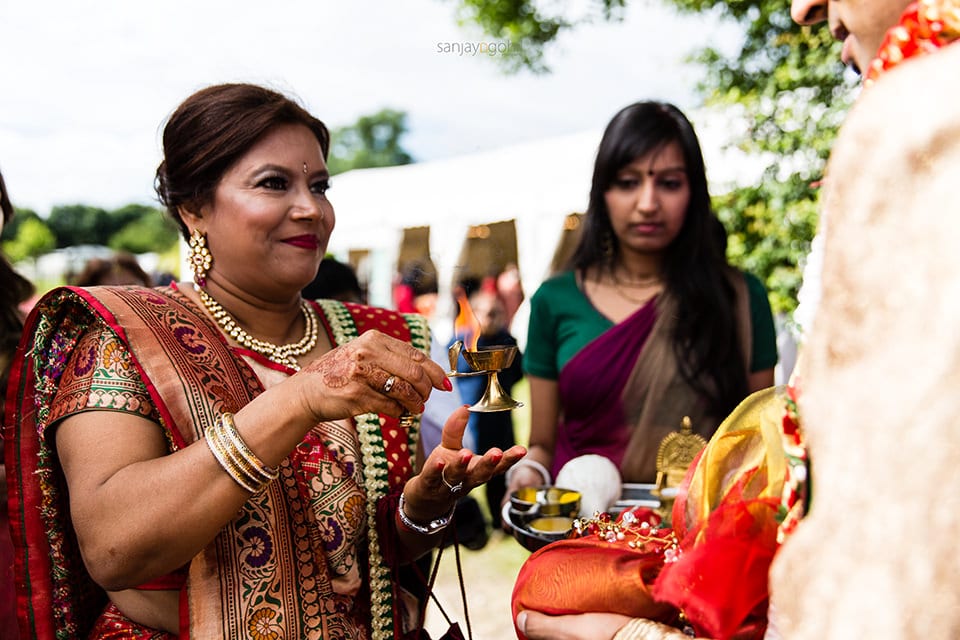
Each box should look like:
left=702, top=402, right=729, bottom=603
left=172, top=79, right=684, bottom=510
left=446, top=291, right=523, bottom=413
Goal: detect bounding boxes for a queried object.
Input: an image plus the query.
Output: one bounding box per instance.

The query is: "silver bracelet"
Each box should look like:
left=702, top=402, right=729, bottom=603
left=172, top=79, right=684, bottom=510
left=505, top=458, right=552, bottom=487
left=397, top=492, right=455, bottom=536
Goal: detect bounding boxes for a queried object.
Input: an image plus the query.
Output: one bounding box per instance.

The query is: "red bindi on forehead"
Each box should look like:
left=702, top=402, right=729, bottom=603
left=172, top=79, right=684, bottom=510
left=619, top=142, right=686, bottom=177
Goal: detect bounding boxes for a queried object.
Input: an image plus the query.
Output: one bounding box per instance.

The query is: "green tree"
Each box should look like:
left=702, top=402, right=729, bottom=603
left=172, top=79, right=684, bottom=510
left=109, top=209, right=179, bottom=254
left=716, top=178, right=820, bottom=314
left=676, top=1, right=854, bottom=315
left=43, top=202, right=177, bottom=253
left=327, top=109, right=414, bottom=175
left=451, top=0, right=856, bottom=315
left=47, top=204, right=112, bottom=248
left=451, top=0, right=627, bottom=73
left=2, top=216, right=56, bottom=263
left=0, top=207, right=41, bottom=242
left=111, top=203, right=157, bottom=231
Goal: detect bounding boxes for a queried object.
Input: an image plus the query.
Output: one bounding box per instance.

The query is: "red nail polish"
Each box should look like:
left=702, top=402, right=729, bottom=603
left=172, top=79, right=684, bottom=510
left=443, top=377, right=453, bottom=392
left=460, top=452, right=473, bottom=465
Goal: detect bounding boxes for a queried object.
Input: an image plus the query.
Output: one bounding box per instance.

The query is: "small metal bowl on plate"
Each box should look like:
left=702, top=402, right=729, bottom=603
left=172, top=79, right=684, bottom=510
left=503, top=503, right=576, bottom=552
left=508, top=486, right=581, bottom=521
left=504, top=486, right=581, bottom=552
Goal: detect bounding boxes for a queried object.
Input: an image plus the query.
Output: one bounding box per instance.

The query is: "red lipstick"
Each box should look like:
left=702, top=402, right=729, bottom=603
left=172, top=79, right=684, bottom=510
left=283, top=235, right=320, bottom=250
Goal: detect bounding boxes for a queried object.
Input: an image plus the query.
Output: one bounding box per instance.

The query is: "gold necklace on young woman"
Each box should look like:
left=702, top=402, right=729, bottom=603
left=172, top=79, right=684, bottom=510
left=612, top=282, right=661, bottom=305
left=611, top=270, right=662, bottom=305
left=196, top=286, right=319, bottom=371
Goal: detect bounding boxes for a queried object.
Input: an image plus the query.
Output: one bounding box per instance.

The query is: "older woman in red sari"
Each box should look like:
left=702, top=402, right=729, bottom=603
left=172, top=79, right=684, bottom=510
left=508, top=102, right=777, bottom=499
left=5, top=83, right=525, bottom=640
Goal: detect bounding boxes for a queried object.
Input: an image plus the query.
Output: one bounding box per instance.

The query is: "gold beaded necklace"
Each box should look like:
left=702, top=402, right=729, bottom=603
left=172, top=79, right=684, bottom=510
left=196, top=286, right=319, bottom=371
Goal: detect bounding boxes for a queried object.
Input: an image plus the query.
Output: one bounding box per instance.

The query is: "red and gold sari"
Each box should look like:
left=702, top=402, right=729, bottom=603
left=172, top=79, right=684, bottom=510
left=512, top=385, right=809, bottom=640
left=4, top=285, right=430, bottom=640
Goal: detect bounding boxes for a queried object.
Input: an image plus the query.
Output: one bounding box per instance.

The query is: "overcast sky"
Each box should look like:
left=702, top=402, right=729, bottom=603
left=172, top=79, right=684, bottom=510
left=0, top=0, right=738, bottom=214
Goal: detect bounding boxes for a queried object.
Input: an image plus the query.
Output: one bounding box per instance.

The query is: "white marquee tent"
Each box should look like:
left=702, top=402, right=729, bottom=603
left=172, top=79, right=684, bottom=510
left=324, top=110, right=765, bottom=346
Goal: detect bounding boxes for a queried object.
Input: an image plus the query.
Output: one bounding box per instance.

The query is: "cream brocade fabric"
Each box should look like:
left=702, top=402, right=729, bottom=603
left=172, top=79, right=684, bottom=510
left=613, top=618, right=704, bottom=640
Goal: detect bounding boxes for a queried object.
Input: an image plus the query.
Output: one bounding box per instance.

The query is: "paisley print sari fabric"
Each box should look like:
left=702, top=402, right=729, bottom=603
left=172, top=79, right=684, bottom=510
left=6, top=286, right=429, bottom=639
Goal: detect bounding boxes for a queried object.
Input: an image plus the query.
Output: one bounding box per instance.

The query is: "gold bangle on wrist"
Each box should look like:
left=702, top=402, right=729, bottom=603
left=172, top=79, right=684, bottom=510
left=205, top=425, right=261, bottom=493
left=217, top=427, right=268, bottom=488
left=204, top=413, right=278, bottom=493
left=219, top=413, right=278, bottom=482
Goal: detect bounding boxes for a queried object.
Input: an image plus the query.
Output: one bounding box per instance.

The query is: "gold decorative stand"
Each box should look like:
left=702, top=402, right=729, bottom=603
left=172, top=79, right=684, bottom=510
left=447, top=340, right=524, bottom=413
left=652, top=416, right=708, bottom=523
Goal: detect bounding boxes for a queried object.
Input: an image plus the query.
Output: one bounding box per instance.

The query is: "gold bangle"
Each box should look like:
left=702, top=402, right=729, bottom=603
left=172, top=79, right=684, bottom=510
left=205, top=424, right=261, bottom=493
left=212, top=420, right=274, bottom=485
left=208, top=422, right=267, bottom=489
left=220, top=413, right=278, bottom=482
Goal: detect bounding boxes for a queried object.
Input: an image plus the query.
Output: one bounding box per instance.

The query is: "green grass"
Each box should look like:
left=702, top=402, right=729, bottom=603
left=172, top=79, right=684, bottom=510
left=512, top=377, right=531, bottom=448
left=425, top=527, right=532, bottom=638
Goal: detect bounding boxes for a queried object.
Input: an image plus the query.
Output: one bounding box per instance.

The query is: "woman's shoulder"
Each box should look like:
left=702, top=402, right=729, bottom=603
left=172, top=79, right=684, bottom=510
left=312, top=299, right=430, bottom=348
left=531, top=271, right=578, bottom=299
left=737, top=270, right=775, bottom=315
left=723, top=267, right=769, bottom=301
left=740, top=270, right=768, bottom=294
left=333, top=300, right=423, bottom=326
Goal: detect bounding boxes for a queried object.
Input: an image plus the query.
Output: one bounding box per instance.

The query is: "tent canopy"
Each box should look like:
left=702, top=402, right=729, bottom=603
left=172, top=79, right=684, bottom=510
left=324, top=115, right=763, bottom=346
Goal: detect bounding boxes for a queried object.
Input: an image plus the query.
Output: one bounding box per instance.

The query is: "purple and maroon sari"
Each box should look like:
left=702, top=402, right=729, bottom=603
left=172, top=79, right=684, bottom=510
left=555, top=278, right=752, bottom=484
left=553, top=299, right=658, bottom=478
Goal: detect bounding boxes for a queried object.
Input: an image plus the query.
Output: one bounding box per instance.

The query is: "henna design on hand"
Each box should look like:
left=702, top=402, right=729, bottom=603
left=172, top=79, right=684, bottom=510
left=321, top=348, right=353, bottom=389
left=355, top=361, right=375, bottom=385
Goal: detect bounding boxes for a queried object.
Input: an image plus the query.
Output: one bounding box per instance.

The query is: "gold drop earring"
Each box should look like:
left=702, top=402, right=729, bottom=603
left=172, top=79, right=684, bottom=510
left=188, top=229, right=212, bottom=286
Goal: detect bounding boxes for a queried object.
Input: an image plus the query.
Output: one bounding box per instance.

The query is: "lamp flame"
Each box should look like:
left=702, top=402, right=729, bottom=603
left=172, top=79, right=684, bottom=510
left=454, top=291, right=482, bottom=351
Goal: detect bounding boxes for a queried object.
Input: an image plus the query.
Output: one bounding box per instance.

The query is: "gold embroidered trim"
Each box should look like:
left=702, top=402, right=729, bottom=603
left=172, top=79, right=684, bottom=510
left=316, top=300, right=429, bottom=640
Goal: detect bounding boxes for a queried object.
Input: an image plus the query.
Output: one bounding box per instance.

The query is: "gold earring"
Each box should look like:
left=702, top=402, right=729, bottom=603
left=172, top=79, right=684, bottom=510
left=602, top=231, right=614, bottom=258
left=188, top=229, right=212, bottom=286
